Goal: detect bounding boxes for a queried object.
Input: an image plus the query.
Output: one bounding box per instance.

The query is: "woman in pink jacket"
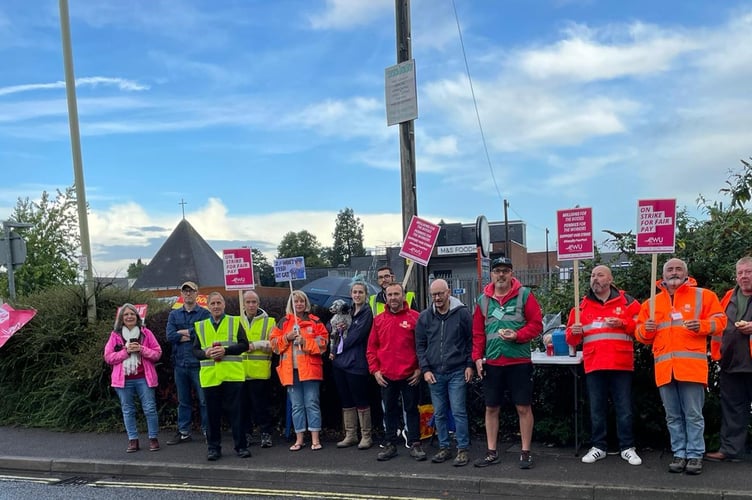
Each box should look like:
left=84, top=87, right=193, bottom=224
left=104, top=303, right=162, bottom=453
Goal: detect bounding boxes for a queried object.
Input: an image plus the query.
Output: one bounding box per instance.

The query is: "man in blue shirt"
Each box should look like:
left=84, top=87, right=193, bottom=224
left=166, top=281, right=211, bottom=444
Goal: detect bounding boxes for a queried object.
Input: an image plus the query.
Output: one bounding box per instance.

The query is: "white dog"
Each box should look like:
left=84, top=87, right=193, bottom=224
left=329, top=299, right=352, bottom=360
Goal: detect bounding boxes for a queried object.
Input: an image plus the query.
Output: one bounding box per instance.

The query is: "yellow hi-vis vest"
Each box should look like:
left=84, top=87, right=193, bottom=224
left=195, top=315, right=245, bottom=388
left=241, top=311, right=276, bottom=380
left=370, top=291, right=416, bottom=315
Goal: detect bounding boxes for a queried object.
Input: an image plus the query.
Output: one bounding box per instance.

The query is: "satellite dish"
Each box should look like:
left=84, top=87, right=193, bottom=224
left=475, top=215, right=490, bottom=258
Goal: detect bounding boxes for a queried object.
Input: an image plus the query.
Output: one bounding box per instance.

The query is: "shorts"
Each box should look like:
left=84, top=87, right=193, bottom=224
left=482, top=363, right=533, bottom=407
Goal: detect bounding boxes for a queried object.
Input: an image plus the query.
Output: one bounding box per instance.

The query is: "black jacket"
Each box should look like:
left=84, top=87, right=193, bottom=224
left=415, top=296, right=473, bottom=375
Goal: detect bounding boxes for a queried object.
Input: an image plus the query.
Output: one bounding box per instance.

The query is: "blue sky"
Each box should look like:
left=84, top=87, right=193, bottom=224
left=2, top=0, right=751, bottom=277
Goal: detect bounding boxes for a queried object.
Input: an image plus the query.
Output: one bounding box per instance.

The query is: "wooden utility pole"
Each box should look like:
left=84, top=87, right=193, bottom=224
left=395, top=0, right=425, bottom=308
left=504, top=199, right=510, bottom=258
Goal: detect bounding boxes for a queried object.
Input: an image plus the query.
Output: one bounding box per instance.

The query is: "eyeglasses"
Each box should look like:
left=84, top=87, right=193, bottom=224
left=430, top=291, right=448, bottom=298
left=491, top=268, right=512, bottom=275
left=377, top=274, right=393, bottom=280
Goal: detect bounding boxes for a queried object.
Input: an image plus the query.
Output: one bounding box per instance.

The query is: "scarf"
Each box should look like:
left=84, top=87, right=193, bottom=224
left=121, top=326, right=142, bottom=376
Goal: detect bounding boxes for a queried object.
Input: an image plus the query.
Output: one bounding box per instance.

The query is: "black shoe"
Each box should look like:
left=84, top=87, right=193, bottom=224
left=668, top=456, right=687, bottom=473
left=236, top=448, right=251, bottom=458
left=519, top=450, right=534, bottom=469
left=684, top=458, right=703, bottom=475
left=377, top=443, right=398, bottom=461
left=207, top=449, right=221, bottom=461
left=474, top=450, right=500, bottom=468
left=260, top=433, right=273, bottom=448
left=166, top=432, right=191, bottom=445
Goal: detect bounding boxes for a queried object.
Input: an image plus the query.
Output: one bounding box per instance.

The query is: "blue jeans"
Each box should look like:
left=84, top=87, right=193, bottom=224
left=288, top=371, right=322, bottom=432
left=115, top=378, right=159, bottom=440
left=658, top=380, right=705, bottom=459
left=586, top=370, right=634, bottom=451
left=428, top=369, right=470, bottom=450
left=174, top=365, right=207, bottom=435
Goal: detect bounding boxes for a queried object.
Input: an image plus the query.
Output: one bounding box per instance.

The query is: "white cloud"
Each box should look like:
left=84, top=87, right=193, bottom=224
left=0, top=77, right=149, bottom=96
left=308, top=0, right=393, bottom=30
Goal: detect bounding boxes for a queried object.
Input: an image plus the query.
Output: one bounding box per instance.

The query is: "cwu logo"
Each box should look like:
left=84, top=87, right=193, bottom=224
left=566, top=244, right=583, bottom=251
left=646, top=237, right=664, bottom=244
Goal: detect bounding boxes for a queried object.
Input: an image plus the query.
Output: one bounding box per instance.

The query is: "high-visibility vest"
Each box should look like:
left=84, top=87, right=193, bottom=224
left=370, top=291, right=416, bottom=315
left=241, top=311, right=276, bottom=380
left=477, top=288, right=532, bottom=360
left=635, top=279, right=726, bottom=386
left=195, top=315, right=245, bottom=388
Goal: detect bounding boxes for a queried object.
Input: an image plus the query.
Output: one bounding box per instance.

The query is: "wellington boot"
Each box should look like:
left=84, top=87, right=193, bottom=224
left=337, top=408, right=359, bottom=448
left=357, top=408, right=373, bottom=450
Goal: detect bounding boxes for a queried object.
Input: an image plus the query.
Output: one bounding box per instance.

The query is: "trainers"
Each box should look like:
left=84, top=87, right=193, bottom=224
left=149, top=438, right=160, bottom=451
left=519, top=450, right=534, bottom=469
left=236, top=448, right=251, bottom=458
left=410, top=442, right=427, bottom=461
left=431, top=448, right=452, bottom=463
left=453, top=449, right=469, bottom=467
left=377, top=443, right=398, bottom=461
left=668, top=456, right=687, bottom=473
left=260, top=433, right=273, bottom=448
left=581, top=446, right=606, bottom=464
left=685, top=458, right=703, bottom=475
left=207, top=449, right=221, bottom=461
left=620, top=447, right=642, bottom=466
left=474, top=450, right=500, bottom=468
left=166, top=432, right=191, bottom=445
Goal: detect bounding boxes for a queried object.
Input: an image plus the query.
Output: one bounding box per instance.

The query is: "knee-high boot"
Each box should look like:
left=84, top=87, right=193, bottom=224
left=337, top=407, right=359, bottom=448
left=357, top=407, right=373, bottom=450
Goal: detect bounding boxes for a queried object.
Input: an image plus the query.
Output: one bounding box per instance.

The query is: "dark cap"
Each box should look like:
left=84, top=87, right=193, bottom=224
left=180, top=281, right=198, bottom=291
left=491, top=257, right=513, bottom=270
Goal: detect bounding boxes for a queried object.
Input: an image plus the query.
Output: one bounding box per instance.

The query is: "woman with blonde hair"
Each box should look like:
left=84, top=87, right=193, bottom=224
left=270, top=290, right=329, bottom=451
left=331, top=276, right=374, bottom=449
left=104, top=303, right=162, bottom=453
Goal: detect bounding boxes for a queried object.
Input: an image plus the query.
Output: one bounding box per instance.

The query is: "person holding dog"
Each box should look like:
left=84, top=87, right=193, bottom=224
left=330, top=276, right=374, bottom=449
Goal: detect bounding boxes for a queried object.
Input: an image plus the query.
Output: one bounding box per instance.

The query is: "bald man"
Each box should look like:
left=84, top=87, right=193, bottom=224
left=415, top=279, right=473, bottom=467
left=566, top=265, right=642, bottom=466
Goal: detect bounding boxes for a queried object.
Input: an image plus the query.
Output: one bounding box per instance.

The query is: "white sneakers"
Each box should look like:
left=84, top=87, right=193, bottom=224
left=582, top=446, right=642, bottom=465
left=620, top=447, right=642, bottom=466
left=581, top=447, right=606, bottom=463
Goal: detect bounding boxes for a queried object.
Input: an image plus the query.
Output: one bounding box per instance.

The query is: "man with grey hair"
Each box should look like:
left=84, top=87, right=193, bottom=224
left=706, top=256, right=752, bottom=463
left=416, top=279, right=473, bottom=467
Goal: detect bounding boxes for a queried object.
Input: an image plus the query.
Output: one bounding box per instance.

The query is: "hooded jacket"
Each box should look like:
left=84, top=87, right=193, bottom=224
left=635, top=277, right=726, bottom=386
left=270, top=312, right=328, bottom=385
left=415, top=296, right=473, bottom=375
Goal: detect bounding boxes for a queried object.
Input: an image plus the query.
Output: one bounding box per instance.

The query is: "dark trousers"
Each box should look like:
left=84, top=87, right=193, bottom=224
left=381, top=377, right=420, bottom=445
left=719, top=371, right=752, bottom=456
left=333, top=366, right=370, bottom=408
left=243, top=379, right=273, bottom=435
left=586, top=370, right=634, bottom=451
left=205, top=381, right=246, bottom=453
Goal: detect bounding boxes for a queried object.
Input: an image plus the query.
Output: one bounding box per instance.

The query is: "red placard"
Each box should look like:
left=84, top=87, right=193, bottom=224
left=557, top=208, right=594, bottom=260
left=636, top=199, right=676, bottom=254
left=115, top=304, right=148, bottom=323
left=0, top=304, right=36, bottom=349
left=399, top=216, right=441, bottom=266
left=223, top=248, right=255, bottom=290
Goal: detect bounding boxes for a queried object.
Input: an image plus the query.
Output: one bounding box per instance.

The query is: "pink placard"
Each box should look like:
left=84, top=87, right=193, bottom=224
left=0, top=304, right=37, bottom=349
left=557, top=207, right=594, bottom=260
left=636, top=199, right=676, bottom=254
left=115, top=304, right=148, bottom=323
left=223, top=248, right=255, bottom=290
left=399, top=216, right=441, bottom=266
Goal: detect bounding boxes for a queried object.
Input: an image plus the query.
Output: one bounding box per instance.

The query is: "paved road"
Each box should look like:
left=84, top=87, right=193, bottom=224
left=0, top=427, right=750, bottom=499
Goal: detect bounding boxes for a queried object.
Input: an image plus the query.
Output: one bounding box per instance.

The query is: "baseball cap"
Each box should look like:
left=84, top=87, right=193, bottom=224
left=490, top=257, right=513, bottom=270
left=180, top=281, right=198, bottom=291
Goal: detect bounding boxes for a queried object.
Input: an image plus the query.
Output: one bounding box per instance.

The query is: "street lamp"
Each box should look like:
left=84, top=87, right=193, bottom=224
left=2, top=221, right=33, bottom=300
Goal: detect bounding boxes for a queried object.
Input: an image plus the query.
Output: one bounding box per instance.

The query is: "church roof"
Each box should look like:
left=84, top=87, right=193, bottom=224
left=132, top=219, right=224, bottom=290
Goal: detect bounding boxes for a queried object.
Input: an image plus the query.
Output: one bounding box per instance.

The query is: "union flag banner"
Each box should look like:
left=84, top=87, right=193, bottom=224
left=0, top=304, right=37, bottom=349
left=171, top=295, right=209, bottom=310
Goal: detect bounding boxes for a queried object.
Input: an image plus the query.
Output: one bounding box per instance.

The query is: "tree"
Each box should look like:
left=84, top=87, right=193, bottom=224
left=276, top=230, right=328, bottom=268
left=127, top=258, right=147, bottom=279
left=0, top=186, right=80, bottom=297
left=329, top=208, right=365, bottom=267
left=252, top=248, right=275, bottom=286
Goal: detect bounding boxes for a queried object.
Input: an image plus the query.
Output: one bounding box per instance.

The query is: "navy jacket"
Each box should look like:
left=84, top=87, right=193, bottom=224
left=332, top=304, right=373, bottom=376
left=415, top=296, right=473, bottom=375
left=166, top=305, right=211, bottom=368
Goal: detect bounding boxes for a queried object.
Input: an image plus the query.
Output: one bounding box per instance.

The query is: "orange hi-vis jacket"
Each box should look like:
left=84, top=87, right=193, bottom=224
left=711, top=288, right=752, bottom=362
left=565, top=287, right=640, bottom=374
left=635, top=277, right=726, bottom=387
left=270, top=312, right=328, bottom=386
